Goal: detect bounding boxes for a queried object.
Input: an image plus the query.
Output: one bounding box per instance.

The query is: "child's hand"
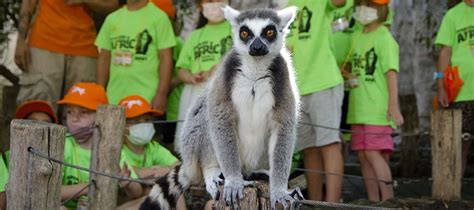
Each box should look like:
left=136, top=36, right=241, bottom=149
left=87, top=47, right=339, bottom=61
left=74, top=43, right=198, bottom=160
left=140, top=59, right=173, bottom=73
left=186, top=73, right=204, bottom=85
left=119, top=163, right=131, bottom=188
left=437, top=85, right=450, bottom=108
left=201, top=66, right=216, bottom=81
left=387, top=105, right=404, bottom=126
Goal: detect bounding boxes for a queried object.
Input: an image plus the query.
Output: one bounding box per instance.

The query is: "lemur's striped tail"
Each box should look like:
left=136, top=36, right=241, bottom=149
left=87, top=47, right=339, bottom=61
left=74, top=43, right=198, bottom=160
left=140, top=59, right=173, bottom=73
left=140, top=164, right=189, bottom=210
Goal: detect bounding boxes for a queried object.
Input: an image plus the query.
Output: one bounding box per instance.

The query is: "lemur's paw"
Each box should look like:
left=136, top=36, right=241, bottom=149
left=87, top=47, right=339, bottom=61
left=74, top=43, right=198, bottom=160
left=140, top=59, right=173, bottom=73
left=205, top=172, right=223, bottom=200
left=270, top=187, right=303, bottom=210
left=223, top=178, right=253, bottom=209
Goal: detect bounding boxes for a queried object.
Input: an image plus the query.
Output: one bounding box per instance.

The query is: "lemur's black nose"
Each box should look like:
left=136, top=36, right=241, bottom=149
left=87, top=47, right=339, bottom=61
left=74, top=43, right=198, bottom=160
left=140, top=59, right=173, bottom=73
left=249, top=38, right=268, bottom=56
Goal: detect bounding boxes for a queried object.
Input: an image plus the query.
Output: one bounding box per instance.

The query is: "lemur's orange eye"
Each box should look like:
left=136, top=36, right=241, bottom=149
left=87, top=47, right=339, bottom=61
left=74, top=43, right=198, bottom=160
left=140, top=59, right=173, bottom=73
left=240, top=31, right=249, bottom=39
left=266, top=30, right=274, bottom=37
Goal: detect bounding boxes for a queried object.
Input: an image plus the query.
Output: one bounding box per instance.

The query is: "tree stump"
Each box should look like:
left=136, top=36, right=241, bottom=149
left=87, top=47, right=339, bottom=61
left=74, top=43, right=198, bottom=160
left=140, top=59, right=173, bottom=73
left=431, top=110, right=462, bottom=201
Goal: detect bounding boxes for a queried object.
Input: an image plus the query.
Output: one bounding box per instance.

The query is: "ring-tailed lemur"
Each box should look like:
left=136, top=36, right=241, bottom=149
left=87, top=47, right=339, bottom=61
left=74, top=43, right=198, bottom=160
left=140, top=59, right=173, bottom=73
left=140, top=6, right=301, bottom=210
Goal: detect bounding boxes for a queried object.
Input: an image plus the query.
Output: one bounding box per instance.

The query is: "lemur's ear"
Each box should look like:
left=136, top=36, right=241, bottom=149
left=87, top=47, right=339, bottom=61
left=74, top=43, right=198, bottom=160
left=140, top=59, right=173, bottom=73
left=277, top=6, right=297, bottom=32
left=222, top=5, right=240, bottom=27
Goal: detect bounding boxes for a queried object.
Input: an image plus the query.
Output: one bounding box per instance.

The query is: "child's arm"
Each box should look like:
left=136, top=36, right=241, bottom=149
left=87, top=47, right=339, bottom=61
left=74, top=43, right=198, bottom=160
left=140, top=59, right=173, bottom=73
left=153, top=48, right=174, bottom=111
left=118, top=164, right=143, bottom=199
left=437, top=46, right=452, bottom=108
left=61, top=184, right=89, bottom=201
left=178, top=68, right=203, bottom=85
left=97, top=49, right=111, bottom=88
left=386, top=70, right=404, bottom=126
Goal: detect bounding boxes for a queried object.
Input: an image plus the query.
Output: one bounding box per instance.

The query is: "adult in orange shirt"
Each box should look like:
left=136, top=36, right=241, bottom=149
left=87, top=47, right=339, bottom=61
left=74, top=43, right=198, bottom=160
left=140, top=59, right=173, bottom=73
left=14, top=0, right=119, bottom=113
left=150, top=0, right=176, bottom=20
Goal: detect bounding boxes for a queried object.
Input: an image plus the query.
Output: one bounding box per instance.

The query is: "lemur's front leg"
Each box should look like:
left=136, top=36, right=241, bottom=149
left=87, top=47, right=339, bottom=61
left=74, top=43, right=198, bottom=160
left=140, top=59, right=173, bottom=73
left=208, top=102, right=252, bottom=208
left=269, top=108, right=300, bottom=209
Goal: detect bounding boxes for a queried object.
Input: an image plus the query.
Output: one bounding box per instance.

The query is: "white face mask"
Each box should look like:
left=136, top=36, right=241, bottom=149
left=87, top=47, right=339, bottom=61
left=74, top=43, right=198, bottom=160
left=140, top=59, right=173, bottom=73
left=202, top=2, right=227, bottom=23
left=127, top=123, right=155, bottom=146
left=353, top=6, right=379, bottom=25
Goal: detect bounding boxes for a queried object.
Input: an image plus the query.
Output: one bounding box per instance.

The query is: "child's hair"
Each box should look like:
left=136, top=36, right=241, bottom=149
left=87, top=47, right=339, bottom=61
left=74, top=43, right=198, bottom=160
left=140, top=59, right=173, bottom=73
left=448, top=0, right=462, bottom=9
left=355, top=0, right=389, bottom=23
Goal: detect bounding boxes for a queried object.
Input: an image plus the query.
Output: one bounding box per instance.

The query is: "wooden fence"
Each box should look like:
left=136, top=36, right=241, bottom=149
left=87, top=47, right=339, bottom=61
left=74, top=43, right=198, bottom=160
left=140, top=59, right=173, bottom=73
left=4, top=108, right=464, bottom=209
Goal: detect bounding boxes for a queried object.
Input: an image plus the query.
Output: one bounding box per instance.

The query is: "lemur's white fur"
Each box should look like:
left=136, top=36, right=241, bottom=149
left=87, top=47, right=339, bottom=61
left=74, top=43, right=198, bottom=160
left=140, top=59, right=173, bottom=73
left=140, top=6, right=300, bottom=210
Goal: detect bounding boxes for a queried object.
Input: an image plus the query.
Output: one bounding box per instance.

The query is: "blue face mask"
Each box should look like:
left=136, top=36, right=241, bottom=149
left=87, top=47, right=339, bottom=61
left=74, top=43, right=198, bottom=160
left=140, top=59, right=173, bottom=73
left=126, top=123, right=155, bottom=146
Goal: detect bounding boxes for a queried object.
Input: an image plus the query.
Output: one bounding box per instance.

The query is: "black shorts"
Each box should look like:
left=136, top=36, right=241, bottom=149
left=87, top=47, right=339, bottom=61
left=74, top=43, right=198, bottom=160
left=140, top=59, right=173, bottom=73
left=448, top=100, right=474, bottom=135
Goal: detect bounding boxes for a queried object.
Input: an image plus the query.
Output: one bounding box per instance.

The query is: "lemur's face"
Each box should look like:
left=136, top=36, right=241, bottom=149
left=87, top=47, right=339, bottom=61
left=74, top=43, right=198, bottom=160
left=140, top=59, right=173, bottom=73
left=238, top=20, right=278, bottom=56
left=223, top=6, right=296, bottom=57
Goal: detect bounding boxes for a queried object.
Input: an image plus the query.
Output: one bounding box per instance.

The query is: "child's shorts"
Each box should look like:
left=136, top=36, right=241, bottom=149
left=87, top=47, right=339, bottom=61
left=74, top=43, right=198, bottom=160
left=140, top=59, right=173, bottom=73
left=351, top=124, right=394, bottom=153
left=448, top=101, right=474, bottom=136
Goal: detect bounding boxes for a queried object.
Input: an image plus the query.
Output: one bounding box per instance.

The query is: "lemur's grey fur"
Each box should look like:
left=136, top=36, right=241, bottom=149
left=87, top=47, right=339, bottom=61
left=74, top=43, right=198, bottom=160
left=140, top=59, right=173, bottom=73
left=140, top=6, right=300, bottom=210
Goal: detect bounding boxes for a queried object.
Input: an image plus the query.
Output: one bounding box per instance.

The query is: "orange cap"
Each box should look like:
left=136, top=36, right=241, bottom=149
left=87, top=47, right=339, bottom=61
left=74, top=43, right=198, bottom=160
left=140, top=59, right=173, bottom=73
left=119, top=95, right=163, bottom=119
left=150, top=0, right=176, bottom=20
left=372, top=0, right=390, bottom=5
left=57, top=83, right=108, bottom=111
left=16, top=100, right=58, bottom=123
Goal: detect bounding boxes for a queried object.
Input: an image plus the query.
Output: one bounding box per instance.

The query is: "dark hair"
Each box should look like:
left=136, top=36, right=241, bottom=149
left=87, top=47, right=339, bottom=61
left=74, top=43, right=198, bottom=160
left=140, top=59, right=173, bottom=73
left=196, top=12, right=208, bottom=29
left=448, top=0, right=462, bottom=9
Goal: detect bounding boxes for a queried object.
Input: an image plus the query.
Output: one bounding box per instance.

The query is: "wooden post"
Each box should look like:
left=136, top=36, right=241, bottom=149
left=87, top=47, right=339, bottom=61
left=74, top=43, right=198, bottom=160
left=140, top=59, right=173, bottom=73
left=431, top=110, right=462, bottom=201
left=399, top=95, right=420, bottom=177
left=213, top=182, right=270, bottom=210
left=87, top=105, right=125, bottom=210
left=7, top=120, right=67, bottom=210
left=0, top=85, right=20, bottom=153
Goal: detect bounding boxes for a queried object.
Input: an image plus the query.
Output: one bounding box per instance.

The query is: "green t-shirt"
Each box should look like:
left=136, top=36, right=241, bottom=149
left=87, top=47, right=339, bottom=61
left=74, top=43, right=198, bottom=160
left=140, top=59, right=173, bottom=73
left=287, top=0, right=343, bottom=95
left=175, top=21, right=233, bottom=74
left=347, top=26, right=399, bottom=126
left=0, top=156, right=7, bottom=192
left=331, top=1, right=395, bottom=66
left=167, top=37, right=185, bottom=120
left=331, top=0, right=354, bottom=66
left=435, top=2, right=474, bottom=102
left=62, top=136, right=91, bottom=208
left=95, top=3, right=177, bottom=104
left=62, top=137, right=91, bottom=185
left=120, top=141, right=178, bottom=178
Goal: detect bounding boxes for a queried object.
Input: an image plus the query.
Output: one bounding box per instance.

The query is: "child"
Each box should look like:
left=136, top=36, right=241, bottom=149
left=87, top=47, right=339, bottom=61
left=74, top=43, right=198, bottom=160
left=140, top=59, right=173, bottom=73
left=435, top=0, right=474, bottom=177
left=346, top=0, right=403, bottom=202
left=117, top=95, right=184, bottom=209
left=174, top=0, right=232, bottom=150
left=95, top=0, right=176, bottom=111
left=58, top=83, right=142, bottom=209
left=15, top=100, right=58, bottom=123
left=286, top=0, right=346, bottom=202
left=3, top=100, right=59, bottom=167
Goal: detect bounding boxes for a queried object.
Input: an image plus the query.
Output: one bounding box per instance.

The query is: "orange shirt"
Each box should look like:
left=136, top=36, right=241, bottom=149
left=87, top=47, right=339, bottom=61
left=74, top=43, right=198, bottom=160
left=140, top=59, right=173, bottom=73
left=29, top=0, right=98, bottom=57
left=150, top=0, right=175, bottom=19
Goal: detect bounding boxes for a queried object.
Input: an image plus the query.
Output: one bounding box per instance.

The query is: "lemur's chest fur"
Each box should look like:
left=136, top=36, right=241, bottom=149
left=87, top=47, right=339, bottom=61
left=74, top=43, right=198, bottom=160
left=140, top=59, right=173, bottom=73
left=231, top=57, right=275, bottom=172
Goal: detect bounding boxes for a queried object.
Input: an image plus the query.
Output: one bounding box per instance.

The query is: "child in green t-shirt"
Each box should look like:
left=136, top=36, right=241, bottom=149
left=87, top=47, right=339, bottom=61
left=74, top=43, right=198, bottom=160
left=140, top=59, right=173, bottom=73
left=174, top=0, right=232, bottom=151
left=95, top=0, right=176, bottom=111
left=286, top=0, right=346, bottom=203
left=57, top=83, right=142, bottom=209
left=117, top=95, right=184, bottom=209
left=435, top=0, right=474, bottom=178
left=346, top=0, right=403, bottom=202
left=3, top=100, right=59, bottom=167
